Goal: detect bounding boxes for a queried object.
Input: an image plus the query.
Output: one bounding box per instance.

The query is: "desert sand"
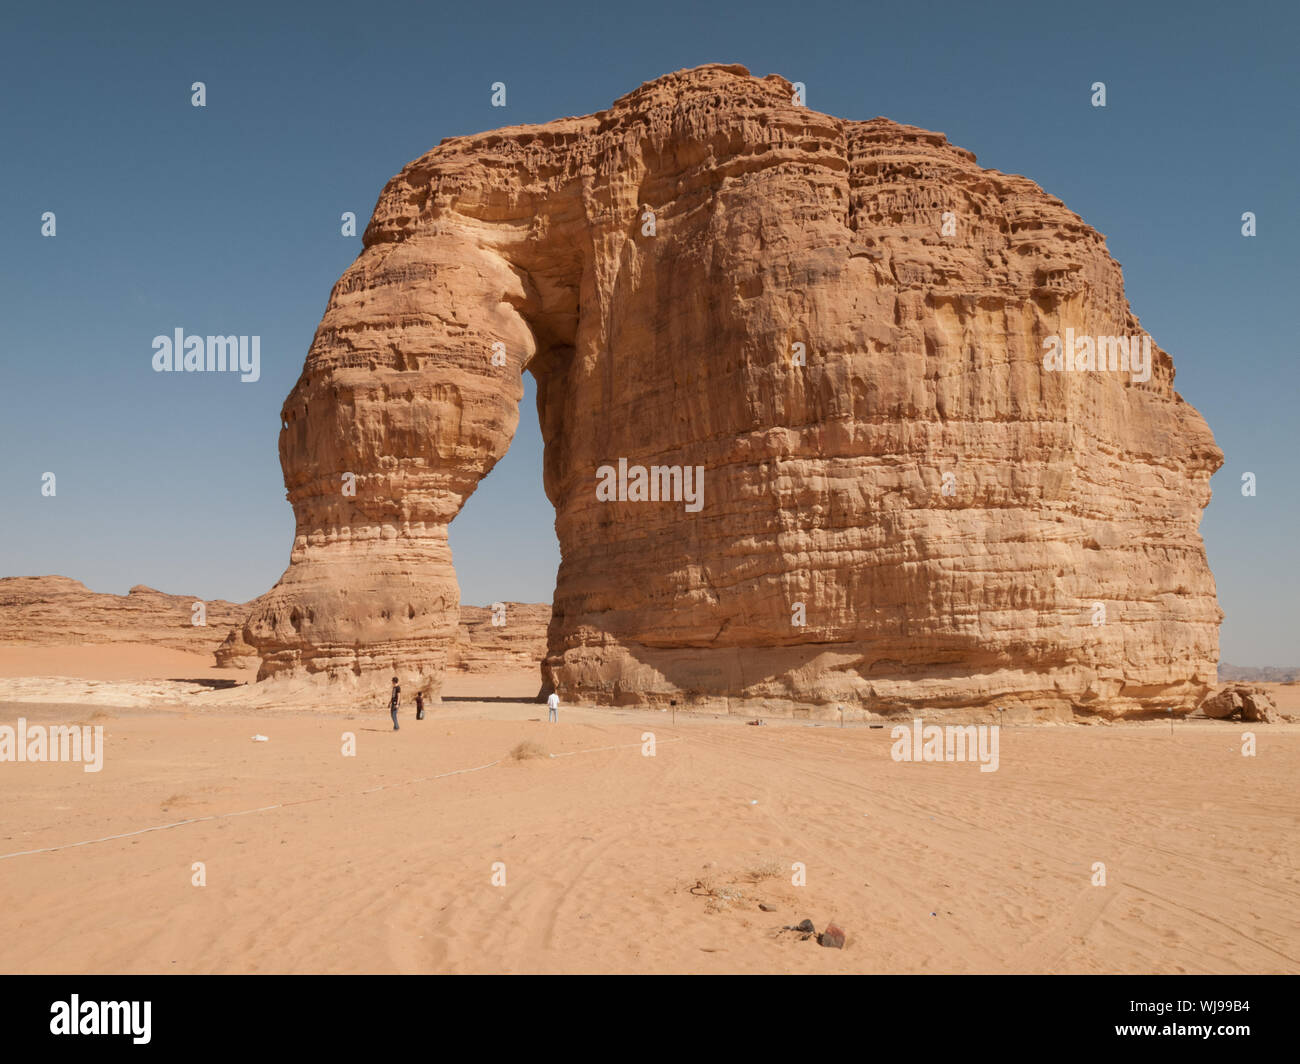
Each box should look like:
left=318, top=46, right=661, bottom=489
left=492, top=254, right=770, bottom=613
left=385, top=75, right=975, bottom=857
left=0, top=647, right=1296, bottom=975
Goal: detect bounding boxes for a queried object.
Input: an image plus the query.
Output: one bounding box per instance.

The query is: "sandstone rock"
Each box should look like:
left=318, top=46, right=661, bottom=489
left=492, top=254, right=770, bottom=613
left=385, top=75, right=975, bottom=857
left=215, top=624, right=261, bottom=668
left=1241, top=688, right=1277, bottom=723
left=0, top=575, right=545, bottom=679
left=819, top=923, right=847, bottom=948
left=446, top=602, right=550, bottom=673
left=1200, top=684, right=1276, bottom=723
left=1200, top=688, right=1242, bottom=719
left=241, top=64, right=1222, bottom=714
left=0, top=576, right=247, bottom=655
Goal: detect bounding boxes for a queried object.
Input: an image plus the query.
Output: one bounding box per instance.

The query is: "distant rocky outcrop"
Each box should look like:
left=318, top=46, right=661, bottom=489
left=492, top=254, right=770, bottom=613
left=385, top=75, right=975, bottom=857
left=239, top=63, right=1222, bottom=718
left=0, top=574, right=549, bottom=676
left=1217, top=663, right=1299, bottom=684
left=447, top=603, right=550, bottom=673
left=0, top=576, right=246, bottom=654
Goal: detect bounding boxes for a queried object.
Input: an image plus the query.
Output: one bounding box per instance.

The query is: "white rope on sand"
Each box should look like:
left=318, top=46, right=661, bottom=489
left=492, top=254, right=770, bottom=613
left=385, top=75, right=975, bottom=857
left=0, top=736, right=682, bottom=862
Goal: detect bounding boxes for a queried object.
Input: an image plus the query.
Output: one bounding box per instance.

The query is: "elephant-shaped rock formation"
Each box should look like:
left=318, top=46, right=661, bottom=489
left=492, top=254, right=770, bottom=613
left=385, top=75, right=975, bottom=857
left=242, top=64, right=1222, bottom=719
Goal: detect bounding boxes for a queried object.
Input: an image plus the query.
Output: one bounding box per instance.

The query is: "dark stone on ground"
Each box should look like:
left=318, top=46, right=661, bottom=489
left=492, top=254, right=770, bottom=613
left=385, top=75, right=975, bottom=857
left=818, top=923, right=846, bottom=948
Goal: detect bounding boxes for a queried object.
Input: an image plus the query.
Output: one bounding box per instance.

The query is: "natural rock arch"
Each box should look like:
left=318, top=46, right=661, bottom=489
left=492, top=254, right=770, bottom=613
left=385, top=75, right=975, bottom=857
left=241, top=64, right=1222, bottom=719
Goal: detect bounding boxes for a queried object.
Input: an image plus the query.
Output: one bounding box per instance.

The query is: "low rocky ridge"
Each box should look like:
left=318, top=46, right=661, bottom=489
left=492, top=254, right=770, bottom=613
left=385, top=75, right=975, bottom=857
left=449, top=603, right=551, bottom=673
left=1218, top=664, right=1300, bottom=684
left=0, top=576, right=245, bottom=654
left=1, top=576, right=550, bottom=676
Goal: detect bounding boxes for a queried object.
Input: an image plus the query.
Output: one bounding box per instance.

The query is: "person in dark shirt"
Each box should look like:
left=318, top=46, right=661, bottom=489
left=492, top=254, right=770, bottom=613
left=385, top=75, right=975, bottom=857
left=389, top=677, right=401, bottom=731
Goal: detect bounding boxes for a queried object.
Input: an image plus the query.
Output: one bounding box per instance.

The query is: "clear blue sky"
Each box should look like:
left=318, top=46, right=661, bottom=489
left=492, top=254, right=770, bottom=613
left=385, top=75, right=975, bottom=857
left=1, top=0, right=1295, bottom=664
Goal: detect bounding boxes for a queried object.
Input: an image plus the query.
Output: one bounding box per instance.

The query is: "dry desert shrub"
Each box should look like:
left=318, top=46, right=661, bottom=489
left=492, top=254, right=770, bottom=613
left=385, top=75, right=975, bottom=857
left=704, top=884, right=746, bottom=913
left=510, top=740, right=548, bottom=760
left=693, top=866, right=746, bottom=913
left=747, top=859, right=783, bottom=881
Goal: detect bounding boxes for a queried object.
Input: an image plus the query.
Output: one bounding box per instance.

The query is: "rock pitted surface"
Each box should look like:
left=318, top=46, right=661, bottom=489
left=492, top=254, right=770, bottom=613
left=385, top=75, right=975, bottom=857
left=242, top=64, right=1222, bottom=717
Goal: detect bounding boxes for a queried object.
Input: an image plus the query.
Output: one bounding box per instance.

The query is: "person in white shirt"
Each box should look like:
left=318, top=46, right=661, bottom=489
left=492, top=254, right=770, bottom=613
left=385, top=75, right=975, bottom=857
left=547, top=691, right=559, bottom=723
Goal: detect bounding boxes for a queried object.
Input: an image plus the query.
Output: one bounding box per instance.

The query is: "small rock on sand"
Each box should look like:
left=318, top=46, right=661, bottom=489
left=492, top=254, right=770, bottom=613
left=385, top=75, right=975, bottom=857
left=818, top=923, right=846, bottom=949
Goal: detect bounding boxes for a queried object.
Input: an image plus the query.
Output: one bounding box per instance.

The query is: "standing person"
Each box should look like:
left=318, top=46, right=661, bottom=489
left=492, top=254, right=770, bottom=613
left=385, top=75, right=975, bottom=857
left=547, top=690, right=559, bottom=723
left=415, top=691, right=425, bottom=721
left=389, top=676, right=401, bottom=731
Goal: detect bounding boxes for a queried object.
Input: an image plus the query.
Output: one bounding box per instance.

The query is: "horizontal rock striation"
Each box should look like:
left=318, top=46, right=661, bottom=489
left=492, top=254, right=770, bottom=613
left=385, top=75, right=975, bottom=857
left=242, top=64, right=1222, bottom=717
left=447, top=603, right=550, bottom=674
left=0, top=576, right=247, bottom=655
left=0, top=575, right=548, bottom=679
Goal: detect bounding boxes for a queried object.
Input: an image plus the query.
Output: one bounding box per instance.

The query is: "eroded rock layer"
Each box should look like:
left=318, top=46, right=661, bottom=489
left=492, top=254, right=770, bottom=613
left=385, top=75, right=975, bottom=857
left=447, top=603, right=550, bottom=674
left=243, top=64, right=1222, bottom=717
left=0, top=576, right=246, bottom=655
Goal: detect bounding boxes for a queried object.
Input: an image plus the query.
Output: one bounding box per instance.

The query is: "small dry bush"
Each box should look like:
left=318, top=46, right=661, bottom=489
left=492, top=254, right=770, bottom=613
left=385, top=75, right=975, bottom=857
left=510, top=740, right=548, bottom=761
left=747, top=859, right=783, bottom=881
left=694, top=866, right=746, bottom=913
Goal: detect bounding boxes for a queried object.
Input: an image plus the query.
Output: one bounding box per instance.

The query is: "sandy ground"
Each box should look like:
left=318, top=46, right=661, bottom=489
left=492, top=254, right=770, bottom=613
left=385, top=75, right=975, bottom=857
left=0, top=644, right=255, bottom=683
left=0, top=648, right=1296, bottom=974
